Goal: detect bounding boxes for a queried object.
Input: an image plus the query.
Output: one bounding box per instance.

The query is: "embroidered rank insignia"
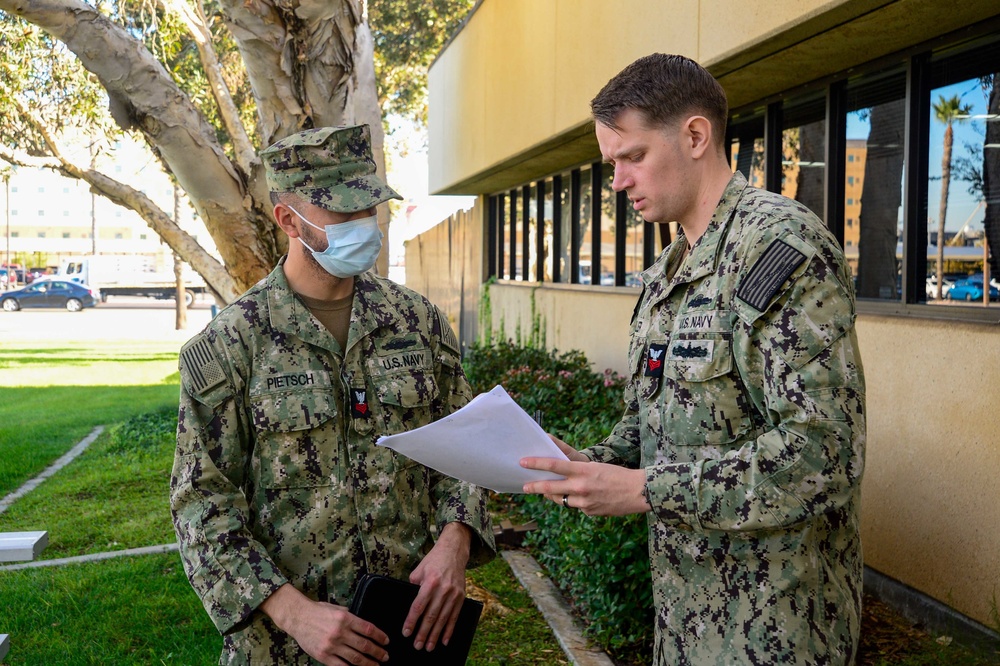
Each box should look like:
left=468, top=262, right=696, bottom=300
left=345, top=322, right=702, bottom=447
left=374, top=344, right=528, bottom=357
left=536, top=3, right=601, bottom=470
left=180, top=337, right=225, bottom=394
left=737, top=239, right=807, bottom=311
left=351, top=388, right=370, bottom=419
left=645, top=343, right=667, bottom=377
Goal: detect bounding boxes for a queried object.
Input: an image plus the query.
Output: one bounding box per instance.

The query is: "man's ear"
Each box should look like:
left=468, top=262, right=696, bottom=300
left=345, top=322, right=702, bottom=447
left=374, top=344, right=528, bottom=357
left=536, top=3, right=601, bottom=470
left=273, top=202, right=301, bottom=238
left=683, top=115, right=714, bottom=160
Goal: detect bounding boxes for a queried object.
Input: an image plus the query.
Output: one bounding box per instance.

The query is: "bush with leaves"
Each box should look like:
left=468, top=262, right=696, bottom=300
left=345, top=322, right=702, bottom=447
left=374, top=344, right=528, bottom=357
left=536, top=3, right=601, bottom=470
left=463, top=341, right=653, bottom=661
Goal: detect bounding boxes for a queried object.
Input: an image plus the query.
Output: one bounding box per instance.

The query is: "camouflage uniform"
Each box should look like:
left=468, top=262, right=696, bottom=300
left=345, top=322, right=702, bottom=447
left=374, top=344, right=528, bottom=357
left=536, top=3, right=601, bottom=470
left=171, top=173, right=494, bottom=663
left=583, top=172, right=866, bottom=665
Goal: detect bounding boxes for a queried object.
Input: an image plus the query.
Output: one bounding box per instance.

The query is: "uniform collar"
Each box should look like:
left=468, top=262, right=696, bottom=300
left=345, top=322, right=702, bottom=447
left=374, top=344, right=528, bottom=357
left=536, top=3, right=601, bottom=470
left=266, top=258, right=391, bottom=355
left=639, top=172, right=749, bottom=303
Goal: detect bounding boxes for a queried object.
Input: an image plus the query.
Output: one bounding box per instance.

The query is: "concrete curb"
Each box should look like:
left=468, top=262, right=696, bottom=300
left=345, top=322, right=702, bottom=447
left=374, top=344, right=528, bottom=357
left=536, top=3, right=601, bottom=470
left=502, top=551, right=615, bottom=666
left=0, top=425, right=105, bottom=516
left=0, top=543, right=178, bottom=572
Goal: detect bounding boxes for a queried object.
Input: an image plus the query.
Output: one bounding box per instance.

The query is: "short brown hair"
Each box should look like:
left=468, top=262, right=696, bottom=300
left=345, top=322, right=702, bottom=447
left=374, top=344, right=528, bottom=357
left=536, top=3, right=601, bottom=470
left=591, top=54, right=728, bottom=144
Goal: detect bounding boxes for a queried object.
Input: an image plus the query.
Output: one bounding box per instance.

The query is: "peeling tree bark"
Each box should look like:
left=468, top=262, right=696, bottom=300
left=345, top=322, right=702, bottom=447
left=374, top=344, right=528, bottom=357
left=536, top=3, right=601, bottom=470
left=1, top=0, right=382, bottom=297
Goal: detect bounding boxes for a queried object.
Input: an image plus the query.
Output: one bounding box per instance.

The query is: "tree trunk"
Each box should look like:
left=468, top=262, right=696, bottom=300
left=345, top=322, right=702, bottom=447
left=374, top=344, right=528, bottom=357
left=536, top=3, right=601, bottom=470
left=857, top=99, right=905, bottom=299
left=936, top=123, right=953, bottom=299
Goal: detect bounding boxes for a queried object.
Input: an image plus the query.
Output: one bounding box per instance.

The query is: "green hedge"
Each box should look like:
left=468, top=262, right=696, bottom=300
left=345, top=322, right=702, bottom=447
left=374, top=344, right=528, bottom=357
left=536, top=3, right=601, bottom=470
left=463, top=341, right=654, bottom=661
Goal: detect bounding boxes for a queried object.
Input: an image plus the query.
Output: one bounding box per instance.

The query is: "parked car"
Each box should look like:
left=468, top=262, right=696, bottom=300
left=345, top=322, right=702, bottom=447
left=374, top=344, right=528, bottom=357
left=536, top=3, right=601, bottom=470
left=925, top=275, right=954, bottom=299
left=945, top=278, right=1000, bottom=302
left=0, top=280, right=101, bottom=312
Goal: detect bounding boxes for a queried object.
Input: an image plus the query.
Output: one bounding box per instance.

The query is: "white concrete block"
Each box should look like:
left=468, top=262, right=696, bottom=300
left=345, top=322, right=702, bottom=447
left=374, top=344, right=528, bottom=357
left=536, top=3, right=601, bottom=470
left=0, top=633, right=9, bottom=661
left=0, top=531, right=48, bottom=563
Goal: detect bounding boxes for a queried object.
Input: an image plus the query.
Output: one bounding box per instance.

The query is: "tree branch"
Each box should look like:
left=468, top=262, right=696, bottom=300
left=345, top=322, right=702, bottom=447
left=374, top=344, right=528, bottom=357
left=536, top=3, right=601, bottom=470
left=0, top=0, right=281, bottom=293
left=3, top=95, right=239, bottom=302
left=217, top=0, right=360, bottom=144
left=160, top=0, right=257, bottom=175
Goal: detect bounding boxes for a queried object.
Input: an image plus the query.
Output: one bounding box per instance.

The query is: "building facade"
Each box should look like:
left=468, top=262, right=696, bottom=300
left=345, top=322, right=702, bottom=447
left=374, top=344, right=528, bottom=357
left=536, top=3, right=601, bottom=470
left=1, top=135, right=209, bottom=278
left=412, top=0, right=1000, bottom=642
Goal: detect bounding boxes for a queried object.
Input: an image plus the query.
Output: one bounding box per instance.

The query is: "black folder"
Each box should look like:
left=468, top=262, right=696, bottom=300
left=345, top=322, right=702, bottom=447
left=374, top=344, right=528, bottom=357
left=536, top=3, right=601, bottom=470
left=348, top=573, right=484, bottom=665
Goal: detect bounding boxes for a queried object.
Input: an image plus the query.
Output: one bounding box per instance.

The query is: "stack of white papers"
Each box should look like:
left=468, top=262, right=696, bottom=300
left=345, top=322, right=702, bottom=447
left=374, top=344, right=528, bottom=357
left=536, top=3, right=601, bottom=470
left=376, top=385, right=568, bottom=493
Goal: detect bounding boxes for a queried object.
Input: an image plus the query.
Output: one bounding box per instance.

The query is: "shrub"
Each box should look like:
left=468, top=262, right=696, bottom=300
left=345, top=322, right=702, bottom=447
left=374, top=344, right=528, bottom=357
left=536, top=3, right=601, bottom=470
left=463, top=341, right=654, bottom=661
left=106, top=407, right=177, bottom=457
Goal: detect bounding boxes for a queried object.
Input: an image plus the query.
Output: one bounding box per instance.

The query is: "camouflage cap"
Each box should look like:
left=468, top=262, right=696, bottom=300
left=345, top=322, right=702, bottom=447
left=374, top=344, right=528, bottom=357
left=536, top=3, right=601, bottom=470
left=261, top=125, right=402, bottom=213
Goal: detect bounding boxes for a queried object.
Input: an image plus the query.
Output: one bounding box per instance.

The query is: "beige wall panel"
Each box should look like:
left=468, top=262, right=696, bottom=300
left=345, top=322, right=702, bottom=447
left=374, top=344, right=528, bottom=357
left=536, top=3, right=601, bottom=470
left=428, top=33, right=487, bottom=196
left=856, top=316, right=1000, bottom=627
left=430, top=0, right=700, bottom=194
left=698, top=0, right=854, bottom=63
left=487, top=282, right=635, bottom=375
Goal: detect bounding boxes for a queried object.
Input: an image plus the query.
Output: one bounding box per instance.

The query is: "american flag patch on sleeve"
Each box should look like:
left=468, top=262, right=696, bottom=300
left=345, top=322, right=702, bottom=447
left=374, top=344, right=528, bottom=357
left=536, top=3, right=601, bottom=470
left=737, top=239, right=807, bottom=311
left=180, top=337, right=226, bottom=394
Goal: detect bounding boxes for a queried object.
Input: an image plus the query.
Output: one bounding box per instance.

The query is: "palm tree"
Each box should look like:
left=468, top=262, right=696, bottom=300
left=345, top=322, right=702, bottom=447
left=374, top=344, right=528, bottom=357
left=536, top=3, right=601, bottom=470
left=933, top=94, right=973, bottom=299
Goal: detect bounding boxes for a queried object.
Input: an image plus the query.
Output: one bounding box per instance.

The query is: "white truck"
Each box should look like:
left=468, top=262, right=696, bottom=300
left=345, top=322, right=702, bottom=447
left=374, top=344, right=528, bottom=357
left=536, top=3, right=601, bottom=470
left=57, top=255, right=208, bottom=305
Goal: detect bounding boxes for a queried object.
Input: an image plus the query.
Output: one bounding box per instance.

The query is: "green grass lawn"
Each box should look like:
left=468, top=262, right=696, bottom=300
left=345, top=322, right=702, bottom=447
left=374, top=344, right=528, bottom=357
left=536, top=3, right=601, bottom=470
left=0, top=338, right=566, bottom=665
left=0, top=342, right=181, bottom=497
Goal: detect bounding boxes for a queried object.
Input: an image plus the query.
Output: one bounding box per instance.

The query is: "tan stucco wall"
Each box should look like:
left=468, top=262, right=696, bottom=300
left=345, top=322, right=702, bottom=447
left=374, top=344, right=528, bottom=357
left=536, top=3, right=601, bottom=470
left=429, top=0, right=1000, bottom=195
left=479, top=282, right=1000, bottom=627
left=856, top=315, right=1000, bottom=628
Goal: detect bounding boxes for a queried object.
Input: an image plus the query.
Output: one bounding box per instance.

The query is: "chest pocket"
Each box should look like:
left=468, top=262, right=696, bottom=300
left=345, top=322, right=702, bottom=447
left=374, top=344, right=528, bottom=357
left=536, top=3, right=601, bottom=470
left=251, top=388, right=338, bottom=489
left=662, top=335, right=753, bottom=448
left=371, top=344, right=439, bottom=437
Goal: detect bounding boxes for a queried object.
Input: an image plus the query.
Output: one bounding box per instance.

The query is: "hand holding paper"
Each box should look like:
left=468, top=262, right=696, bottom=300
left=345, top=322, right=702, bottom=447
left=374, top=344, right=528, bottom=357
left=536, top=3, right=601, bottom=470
left=376, top=385, right=567, bottom=493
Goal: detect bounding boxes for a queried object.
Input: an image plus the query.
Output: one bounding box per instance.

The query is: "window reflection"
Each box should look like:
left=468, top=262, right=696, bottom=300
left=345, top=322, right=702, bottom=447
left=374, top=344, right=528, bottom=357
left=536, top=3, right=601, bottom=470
left=847, top=68, right=906, bottom=300
left=527, top=184, right=537, bottom=281
left=557, top=174, right=572, bottom=283
left=926, top=65, right=999, bottom=306
left=782, top=96, right=827, bottom=221
left=600, top=163, right=615, bottom=286
left=730, top=112, right=766, bottom=187
left=579, top=166, right=593, bottom=284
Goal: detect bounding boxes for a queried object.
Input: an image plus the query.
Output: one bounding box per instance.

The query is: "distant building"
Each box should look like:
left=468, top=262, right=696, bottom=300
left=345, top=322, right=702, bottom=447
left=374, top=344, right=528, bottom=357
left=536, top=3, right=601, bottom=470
left=1, top=135, right=213, bottom=274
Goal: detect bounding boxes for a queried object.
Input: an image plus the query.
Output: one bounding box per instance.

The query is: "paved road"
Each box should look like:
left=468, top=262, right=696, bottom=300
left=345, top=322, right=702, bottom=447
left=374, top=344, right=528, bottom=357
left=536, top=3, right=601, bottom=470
left=0, top=295, right=215, bottom=343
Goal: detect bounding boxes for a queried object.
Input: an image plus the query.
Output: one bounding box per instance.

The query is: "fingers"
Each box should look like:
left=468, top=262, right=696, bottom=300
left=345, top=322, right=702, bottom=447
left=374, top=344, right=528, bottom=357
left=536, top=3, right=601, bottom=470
left=403, top=575, right=463, bottom=652
left=551, top=436, right=589, bottom=462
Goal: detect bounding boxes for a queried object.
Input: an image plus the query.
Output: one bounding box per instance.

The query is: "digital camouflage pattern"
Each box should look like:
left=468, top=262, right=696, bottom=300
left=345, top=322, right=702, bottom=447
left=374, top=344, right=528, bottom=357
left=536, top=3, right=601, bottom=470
left=260, top=125, right=402, bottom=213
left=171, top=259, right=494, bottom=665
left=583, top=172, right=866, bottom=665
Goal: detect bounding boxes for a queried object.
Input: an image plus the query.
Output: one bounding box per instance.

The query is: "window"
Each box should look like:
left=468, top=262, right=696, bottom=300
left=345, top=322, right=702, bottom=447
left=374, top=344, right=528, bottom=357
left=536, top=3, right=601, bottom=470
left=10, top=231, right=18, bottom=238
left=488, top=162, right=654, bottom=289
left=38, top=210, right=44, bottom=217
left=62, top=232, right=70, bottom=239
left=845, top=65, right=907, bottom=301
left=599, top=163, right=615, bottom=286
left=37, top=231, right=45, bottom=238
left=923, top=36, right=1000, bottom=307
left=729, top=110, right=766, bottom=187
left=782, top=93, right=827, bottom=222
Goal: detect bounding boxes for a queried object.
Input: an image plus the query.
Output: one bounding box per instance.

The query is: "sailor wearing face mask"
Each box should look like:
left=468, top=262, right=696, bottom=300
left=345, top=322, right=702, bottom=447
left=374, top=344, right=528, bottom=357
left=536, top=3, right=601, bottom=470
left=171, top=125, right=495, bottom=666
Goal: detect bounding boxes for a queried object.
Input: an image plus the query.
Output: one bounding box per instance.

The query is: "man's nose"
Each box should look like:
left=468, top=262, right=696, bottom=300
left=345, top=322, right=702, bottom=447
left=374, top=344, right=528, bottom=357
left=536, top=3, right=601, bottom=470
left=611, top=166, right=631, bottom=192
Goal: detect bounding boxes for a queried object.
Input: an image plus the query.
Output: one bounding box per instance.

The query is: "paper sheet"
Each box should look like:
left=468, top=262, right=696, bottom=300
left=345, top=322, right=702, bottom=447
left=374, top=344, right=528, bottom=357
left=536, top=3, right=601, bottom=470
left=376, top=385, right=567, bottom=493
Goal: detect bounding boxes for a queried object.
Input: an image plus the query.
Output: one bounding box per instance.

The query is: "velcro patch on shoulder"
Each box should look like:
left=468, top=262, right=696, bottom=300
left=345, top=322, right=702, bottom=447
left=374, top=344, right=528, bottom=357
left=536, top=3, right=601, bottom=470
left=180, top=336, right=226, bottom=395
left=436, top=307, right=461, bottom=356
left=737, top=240, right=807, bottom=311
